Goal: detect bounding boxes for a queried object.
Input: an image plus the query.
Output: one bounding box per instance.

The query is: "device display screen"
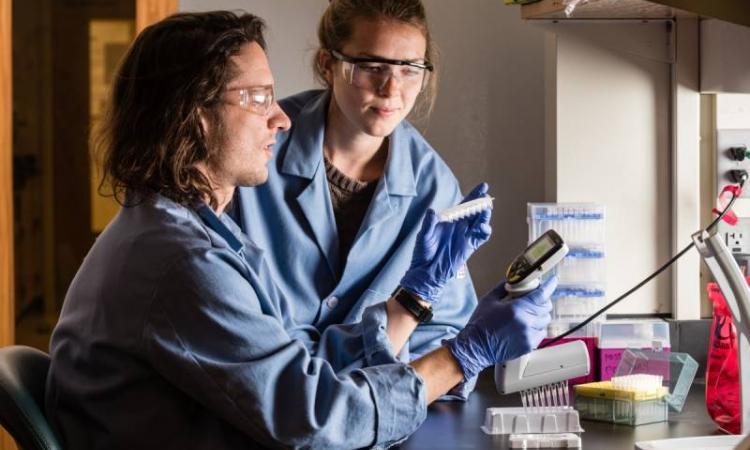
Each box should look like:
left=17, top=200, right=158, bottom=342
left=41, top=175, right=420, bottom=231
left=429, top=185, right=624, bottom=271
left=525, top=234, right=555, bottom=263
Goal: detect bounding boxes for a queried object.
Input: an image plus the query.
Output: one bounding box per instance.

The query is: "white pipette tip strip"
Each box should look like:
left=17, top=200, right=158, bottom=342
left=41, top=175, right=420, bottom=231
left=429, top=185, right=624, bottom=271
left=437, top=196, right=494, bottom=222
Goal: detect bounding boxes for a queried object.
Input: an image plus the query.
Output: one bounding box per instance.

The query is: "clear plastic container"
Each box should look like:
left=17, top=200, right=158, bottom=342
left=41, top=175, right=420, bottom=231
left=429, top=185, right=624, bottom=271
left=552, top=287, right=605, bottom=318
left=598, top=320, right=671, bottom=380
left=573, top=350, right=698, bottom=426
left=598, top=321, right=671, bottom=350
left=546, top=286, right=605, bottom=337
left=556, top=247, right=606, bottom=285
left=529, top=203, right=606, bottom=338
left=575, top=395, right=667, bottom=426
left=528, top=203, right=606, bottom=247
left=616, top=350, right=698, bottom=414
left=548, top=320, right=602, bottom=339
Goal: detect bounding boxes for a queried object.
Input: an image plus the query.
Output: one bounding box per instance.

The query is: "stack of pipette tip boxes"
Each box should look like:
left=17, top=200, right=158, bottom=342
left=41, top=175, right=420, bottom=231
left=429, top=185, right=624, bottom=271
left=528, top=203, right=606, bottom=338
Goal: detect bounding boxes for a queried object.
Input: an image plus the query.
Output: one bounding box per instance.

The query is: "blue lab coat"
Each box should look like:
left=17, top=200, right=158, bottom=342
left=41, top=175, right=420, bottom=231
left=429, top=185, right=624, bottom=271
left=232, top=90, right=479, bottom=397
left=46, top=195, right=426, bottom=449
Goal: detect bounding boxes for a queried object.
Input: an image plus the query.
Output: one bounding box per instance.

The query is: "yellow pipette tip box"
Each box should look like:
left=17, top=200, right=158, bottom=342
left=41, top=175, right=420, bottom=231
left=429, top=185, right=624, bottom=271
left=573, top=350, right=698, bottom=426
left=574, top=381, right=669, bottom=401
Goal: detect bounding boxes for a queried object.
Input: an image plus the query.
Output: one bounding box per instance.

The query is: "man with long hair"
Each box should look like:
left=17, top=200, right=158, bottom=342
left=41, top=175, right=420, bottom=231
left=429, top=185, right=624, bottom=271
left=45, top=10, right=555, bottom=449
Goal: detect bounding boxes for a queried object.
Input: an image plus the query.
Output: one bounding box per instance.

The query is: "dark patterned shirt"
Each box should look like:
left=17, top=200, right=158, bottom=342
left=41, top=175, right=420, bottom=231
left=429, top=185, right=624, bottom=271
left=324, top=157, right=378, bottom=269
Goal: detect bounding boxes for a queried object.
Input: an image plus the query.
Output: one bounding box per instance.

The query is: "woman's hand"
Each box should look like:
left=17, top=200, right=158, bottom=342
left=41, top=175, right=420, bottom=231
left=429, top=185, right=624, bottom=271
left=399, top=183, right=492, bottom=304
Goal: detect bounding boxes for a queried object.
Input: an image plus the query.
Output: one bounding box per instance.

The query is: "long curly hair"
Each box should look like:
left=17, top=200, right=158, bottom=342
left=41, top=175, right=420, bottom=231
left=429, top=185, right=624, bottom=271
left=95, top=11, right=266, bottom=209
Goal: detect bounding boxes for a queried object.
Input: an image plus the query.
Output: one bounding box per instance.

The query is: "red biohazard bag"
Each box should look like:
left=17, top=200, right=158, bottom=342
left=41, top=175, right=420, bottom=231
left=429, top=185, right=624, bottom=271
left=706, top=282, right=741, bottom=434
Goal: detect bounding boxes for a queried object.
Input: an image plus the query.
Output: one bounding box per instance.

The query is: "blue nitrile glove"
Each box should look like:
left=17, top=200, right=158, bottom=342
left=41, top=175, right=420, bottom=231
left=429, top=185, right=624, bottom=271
left=444, top=275, right=558, bottom=380
left=399, top=183, right=492, bottom=304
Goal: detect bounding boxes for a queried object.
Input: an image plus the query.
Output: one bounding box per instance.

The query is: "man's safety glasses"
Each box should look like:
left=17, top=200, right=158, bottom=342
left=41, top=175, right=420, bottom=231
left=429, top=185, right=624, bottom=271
left=329, top=49, right=433, bottom=93
left=224, top=86, right=276, bottom=116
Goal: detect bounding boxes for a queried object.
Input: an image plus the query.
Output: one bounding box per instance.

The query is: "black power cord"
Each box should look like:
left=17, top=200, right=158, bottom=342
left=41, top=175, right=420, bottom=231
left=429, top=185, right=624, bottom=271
left=539, top=179, right=747, bottom=349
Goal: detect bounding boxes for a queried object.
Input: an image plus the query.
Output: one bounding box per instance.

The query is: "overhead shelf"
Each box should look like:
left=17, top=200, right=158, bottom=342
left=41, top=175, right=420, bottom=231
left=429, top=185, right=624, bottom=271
left=521, top=0, right=673, bottom=21
left=650, top=0, right=750, bottom=28
left=519, top=0, right=750, bottom=28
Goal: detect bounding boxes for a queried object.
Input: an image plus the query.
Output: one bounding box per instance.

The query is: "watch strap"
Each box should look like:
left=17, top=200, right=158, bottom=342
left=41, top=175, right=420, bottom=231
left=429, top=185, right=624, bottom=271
left=392, top=287, right=433, bottom=323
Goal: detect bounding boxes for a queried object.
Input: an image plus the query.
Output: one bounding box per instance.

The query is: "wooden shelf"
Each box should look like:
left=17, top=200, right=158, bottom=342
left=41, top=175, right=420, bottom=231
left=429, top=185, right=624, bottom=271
left=520, top=0, right=750, bottom=28
left=521, top=0, right=674, bottom=20
left=651, top=0, right=750, bottom=28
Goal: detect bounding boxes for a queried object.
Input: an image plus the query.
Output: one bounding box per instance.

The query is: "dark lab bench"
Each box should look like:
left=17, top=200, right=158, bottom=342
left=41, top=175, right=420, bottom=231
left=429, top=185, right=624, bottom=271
left=399, top=369, right=725, bottom=449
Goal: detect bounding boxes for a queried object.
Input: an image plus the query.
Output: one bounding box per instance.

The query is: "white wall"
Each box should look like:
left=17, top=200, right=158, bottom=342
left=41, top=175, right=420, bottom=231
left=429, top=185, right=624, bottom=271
left=716, top=94, right=750, bottom=129
left=179, top=0, right=551, bottom=296
left=180, top=0, right=327, bottom=98
left=422, top=1, right=549, bottom=295
left=552, top=21, right=673, bottom=314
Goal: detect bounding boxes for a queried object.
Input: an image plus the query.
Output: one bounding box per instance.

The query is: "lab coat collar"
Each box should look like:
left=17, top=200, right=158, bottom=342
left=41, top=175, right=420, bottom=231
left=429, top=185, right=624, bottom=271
left=277, top=90, right=419, bottom=278
left=279, top=92, right=340, bottom=276
left=195, top=204, right=244, bottom=254
left=279, top=90, right=417, bottom=197
left=194, top=202, right=268, bottom=274
left=353, top=131, right=418, bottom=241
left=381, top=124, right=418, bottom=197
left=280, top=92, right=327, bottom=179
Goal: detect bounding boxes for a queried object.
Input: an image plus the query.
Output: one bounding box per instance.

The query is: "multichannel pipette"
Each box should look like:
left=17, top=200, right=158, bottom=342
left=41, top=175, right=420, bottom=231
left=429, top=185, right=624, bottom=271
left=495, top=340, right=590, bottom=409
left=483, top=229, right=590, bottom=441
left=496, top=229, right=587, bottom=410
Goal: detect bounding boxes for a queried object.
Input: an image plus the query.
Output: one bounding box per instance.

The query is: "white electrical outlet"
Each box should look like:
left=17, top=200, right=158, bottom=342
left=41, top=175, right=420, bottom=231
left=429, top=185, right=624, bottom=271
left=727, top=231, right=746, bottom=252
left=721, top=221, right=750, bottom=255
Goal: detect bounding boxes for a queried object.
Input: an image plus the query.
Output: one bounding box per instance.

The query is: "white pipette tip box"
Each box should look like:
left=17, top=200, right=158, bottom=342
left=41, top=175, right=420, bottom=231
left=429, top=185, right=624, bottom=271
left=510, top=432, right=582, bottom=449
left=480, top=406, right=584, bottom=435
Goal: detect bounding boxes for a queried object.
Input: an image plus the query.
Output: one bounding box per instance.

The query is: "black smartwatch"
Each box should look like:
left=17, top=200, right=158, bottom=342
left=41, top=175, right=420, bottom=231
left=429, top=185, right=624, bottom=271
left=392, top=287, right=433, bottom=323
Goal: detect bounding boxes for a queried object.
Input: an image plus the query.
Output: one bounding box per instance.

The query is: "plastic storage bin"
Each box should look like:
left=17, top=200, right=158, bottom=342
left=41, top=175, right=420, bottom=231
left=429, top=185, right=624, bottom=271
left=574, top=350, right=698, bottom=426
left=528, top=203, right=606, bottom=338
left=616, top=350, right=698, bottom=413
left=598, top=321, right=671, bottom=381
left=574, top=382, right=668, bottom=425
left=547, top=286, right=606, bottom=338
left=528, top=204, right=606, bottom=247
left=556, top=247, right=606, bottom=285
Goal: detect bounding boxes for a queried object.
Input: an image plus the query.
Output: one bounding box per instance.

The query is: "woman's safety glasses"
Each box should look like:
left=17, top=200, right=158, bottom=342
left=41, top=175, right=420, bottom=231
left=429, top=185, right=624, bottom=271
left=329, top=49, right=433, bottom=93
left=224, top=86, right=275, bottom=116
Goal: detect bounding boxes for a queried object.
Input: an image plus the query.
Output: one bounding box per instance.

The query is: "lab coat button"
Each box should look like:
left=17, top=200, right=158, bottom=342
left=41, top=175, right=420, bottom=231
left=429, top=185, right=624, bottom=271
left=326, top=296, right=339, bottom=309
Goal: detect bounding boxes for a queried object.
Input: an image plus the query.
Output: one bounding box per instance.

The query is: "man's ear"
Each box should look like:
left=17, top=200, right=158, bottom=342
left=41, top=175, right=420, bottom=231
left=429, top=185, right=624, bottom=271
left=197, top=107, right=211, bottom=139
left=318, top=50, right=334, bottom=86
